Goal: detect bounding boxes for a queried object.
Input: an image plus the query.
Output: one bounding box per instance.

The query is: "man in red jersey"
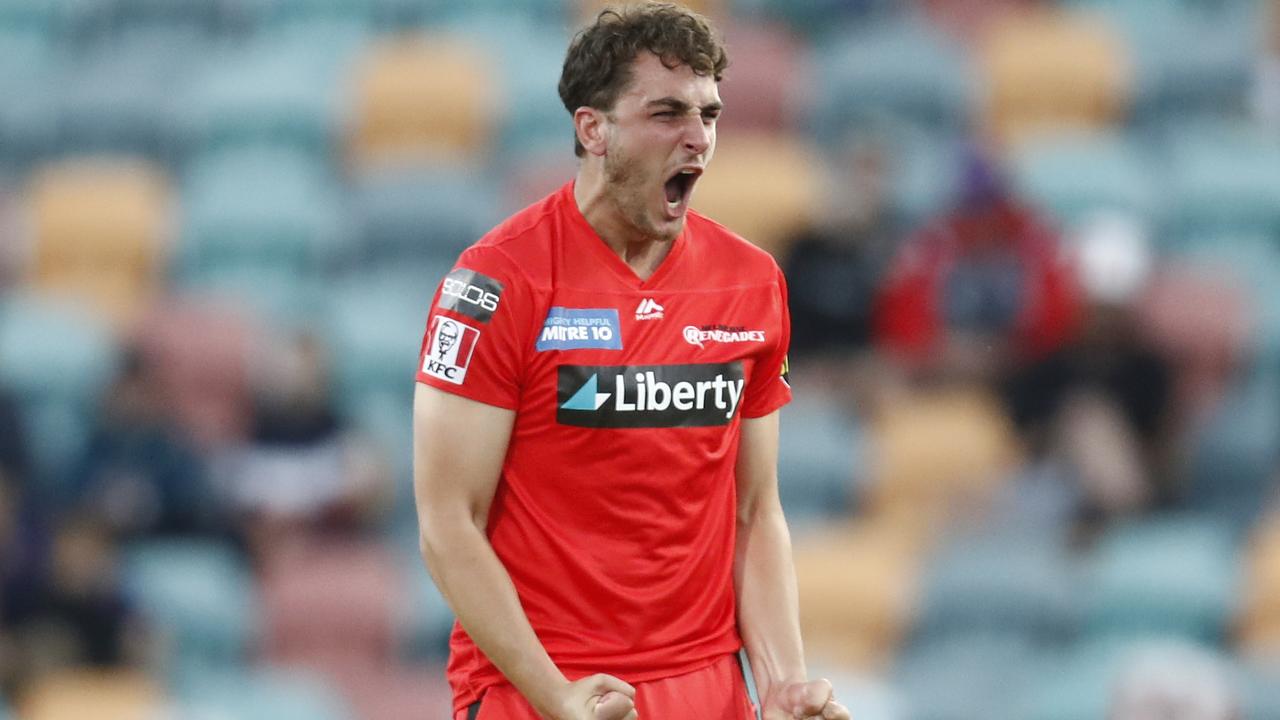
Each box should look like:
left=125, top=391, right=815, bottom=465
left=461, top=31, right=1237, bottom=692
left=413, top=4, right=851, bottom=720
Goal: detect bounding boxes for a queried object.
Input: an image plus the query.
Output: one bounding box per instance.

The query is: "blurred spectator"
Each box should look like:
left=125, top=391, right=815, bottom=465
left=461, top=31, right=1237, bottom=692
left=784, top=135, right=904, bottom=363
left=212, top=331, right=392, bottom=544
left=1003, top=214, right=1174, bottom=530
left=872, top=147, right=1080, bottom=383
left=68, top=348, right=222, bottom=541
left=4, top=515, right=144, bottom=697
left=1109, top=642, right=1240, bottom=720
left=0, top=385, right=30, bottom=489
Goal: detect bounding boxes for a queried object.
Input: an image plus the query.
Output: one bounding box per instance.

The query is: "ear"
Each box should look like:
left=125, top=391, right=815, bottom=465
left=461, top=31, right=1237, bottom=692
left=573, top=106, right=609, bottom=157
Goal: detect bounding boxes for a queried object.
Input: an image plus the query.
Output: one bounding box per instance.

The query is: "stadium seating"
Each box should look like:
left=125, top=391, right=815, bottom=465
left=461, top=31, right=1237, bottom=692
left=346, top=164, right=502, bottom=271
left=27, top=158, right=172, bottom=331
left=1082, top=514, right=1240, bottom=644
left=978, top=5, right=1130, bottom=148
left=176, top=148, right=346, bottom=326
left=806, top=15, right=973, bottom=144
left=258, top=538, right=403, bottom=679
left=1160, top=121, right=1280, bottom=243
left=792, top=518, right=924, bottom=670
left=1010, top=129, right=1158, bottom=229
left=0, top=291, right=121, bottom=495
left=1239, top=515, right=1280, bottom=657
left=346, top=34, right=496, bottom=170
left=703, top=18, right=807, bottom=134
left=337, top=664, right=453, bottom=720
left=893, top=632, right=1047, bottom=720
left=122, top=538, right=260, bottom=674
left=18, top=669, right=164, bottom=720
left=393, top=542, right=455, bottom=662
left=911, top=529, right=1080, bottom=646
left=863, top=386, right=1020, bottom=531
left=777, top=387, right=861, bottom=524
left=173, top=665, right=354, bottom=720
left=690, top=132, right=823, bottom=258
left=132, top=299, right=256, bottom=449
left=178, top=40, right=345, bottom=164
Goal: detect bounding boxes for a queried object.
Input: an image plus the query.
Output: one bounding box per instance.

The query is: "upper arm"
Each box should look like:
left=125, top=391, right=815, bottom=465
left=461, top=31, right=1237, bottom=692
left=736, top=410, right=782, bottom=520
left=413, top=383, right=516, bottom=536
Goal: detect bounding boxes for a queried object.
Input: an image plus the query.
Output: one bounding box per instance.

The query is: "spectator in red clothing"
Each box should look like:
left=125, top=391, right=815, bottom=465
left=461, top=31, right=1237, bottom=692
left=872, top=148, right=1080, bottom=383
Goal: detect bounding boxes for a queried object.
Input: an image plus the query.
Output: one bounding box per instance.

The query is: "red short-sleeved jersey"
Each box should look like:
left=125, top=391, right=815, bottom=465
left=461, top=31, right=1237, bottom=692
left=416, top=182, right=791, bottom=712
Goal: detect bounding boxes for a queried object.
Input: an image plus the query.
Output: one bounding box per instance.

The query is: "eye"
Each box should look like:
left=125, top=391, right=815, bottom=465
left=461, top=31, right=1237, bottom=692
left=653, top=111, right=677, bottom=119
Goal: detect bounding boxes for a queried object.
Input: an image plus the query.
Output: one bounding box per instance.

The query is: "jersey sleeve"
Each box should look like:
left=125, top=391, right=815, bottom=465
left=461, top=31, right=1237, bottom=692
left=740, top=266, right=793, bottom=419
left=415, top=245, right=534, bottom=410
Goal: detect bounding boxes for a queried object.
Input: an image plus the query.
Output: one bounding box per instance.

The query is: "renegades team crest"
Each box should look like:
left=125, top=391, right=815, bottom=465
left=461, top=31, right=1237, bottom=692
left=423, top=316, right=481, bottom=385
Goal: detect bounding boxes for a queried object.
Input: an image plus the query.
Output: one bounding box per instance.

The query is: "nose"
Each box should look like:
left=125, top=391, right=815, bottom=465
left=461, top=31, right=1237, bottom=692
left=683, top=116, right=712, bottom=156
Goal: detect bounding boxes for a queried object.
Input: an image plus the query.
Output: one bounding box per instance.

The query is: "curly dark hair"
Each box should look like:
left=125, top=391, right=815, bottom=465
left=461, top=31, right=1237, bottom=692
left=558, top=2, right=729, bottom=157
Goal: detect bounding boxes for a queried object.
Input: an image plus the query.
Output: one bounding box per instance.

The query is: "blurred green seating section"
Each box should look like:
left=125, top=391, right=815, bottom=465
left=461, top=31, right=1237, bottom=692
left=3, top=0, right=1280, bottom=718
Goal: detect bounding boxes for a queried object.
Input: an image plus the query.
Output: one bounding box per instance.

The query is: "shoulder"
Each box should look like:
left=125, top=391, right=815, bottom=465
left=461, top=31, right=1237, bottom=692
left=456, top=187, right=565, bottom=289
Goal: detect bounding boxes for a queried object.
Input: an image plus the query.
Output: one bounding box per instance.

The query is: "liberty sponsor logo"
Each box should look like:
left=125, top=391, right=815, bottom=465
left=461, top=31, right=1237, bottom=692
left=422, top=316, right=480, bottom=385
left=557, top=362, right=745, bottom=428
left=437, top=268, right=503, bottom=323
left=634, top=297, right=664, bottom=321
left=536, top=307, right=623, bottom=351
left=682, top=324, right=766, bottom=348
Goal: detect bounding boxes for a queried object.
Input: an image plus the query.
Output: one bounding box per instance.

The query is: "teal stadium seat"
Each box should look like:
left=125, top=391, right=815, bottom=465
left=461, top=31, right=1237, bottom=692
left=174, top=666, right=353, bottom=720
left=177, top=148, right=347, bottom=326
left=1184, top=367, right=1280, bottom=534
left=53, top=35, right=192, bottom=161
left=323, top=271, right=437, bottom=489
left=807, top=16, right=974, bottom=144
left=0, top=0, right=61, bottom=168
left=1022, top=638, right=1131, bottom=720
left=1240, top=662, right=1280, bottom=720
left=1161, top=122, right=1280, bottom=243
left=1085, top=0, right=1257, bottom=127
left=912, top=529, right=1079, bottom=645
left=741, top=0, right=899, bottom=39
left=1011, top=130, right=1159, bottom=230
left=777, top=388, right=861, bottom=524
left=178, top=40, right=346, bottom=162
left=1082, top=515, right=1240, bottom=644
left=240, top=0, right=373, bottom=39
left=444, top=14, right=571, bottom=155
left=394, top=540, right=455, bottom=662
left=347, top=164, right=502, bottom=272
left=122, top=538, right=259, bottom=675
left=0, top=291, right=120, bottom=497
left=894, top=633, right=1047, bottom=720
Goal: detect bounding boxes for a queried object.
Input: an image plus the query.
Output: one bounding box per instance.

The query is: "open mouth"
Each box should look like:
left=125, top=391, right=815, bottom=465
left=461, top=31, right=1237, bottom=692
left=662, top=167, right=701, bottom=217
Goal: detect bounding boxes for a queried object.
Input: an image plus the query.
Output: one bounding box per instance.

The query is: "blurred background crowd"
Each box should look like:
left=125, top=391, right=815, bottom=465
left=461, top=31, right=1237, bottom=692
left=1, top=0, right=1279, bottom=717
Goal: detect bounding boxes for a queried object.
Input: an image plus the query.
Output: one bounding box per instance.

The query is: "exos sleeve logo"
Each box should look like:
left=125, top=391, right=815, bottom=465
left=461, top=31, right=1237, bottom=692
left=438, top=268, right=504, bottom=323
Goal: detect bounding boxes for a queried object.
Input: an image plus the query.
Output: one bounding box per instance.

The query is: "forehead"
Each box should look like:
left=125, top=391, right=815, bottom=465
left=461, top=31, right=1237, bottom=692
left=615, top=52, right=720, bottom=109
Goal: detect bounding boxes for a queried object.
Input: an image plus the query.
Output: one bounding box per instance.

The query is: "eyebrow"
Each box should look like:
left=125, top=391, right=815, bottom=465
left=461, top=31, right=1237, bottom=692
left=646, top=97, right=723, bottom=113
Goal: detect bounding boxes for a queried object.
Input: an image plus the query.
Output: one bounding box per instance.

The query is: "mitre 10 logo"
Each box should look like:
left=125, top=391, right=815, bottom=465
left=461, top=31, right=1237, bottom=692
left=557, top=362, right=745, bottom=428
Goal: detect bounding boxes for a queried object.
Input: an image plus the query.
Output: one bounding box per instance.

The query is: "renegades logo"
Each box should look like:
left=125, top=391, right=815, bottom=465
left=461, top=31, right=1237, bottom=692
left=557, top=362, right=745, bottom=428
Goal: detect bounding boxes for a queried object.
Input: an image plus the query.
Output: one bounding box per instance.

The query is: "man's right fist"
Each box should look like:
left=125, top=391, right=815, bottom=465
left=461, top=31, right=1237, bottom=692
left=551, top=673, right=638, bottom=720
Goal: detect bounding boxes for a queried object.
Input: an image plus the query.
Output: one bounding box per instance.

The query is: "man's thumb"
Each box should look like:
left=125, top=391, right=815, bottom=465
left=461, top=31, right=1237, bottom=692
left=783, top=679, right=833, bottom=715
left=593, top=690, right=635, bottom=720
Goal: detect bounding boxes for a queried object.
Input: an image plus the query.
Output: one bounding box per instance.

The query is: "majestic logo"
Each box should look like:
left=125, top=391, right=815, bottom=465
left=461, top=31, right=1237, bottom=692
left=557, top=363, right=745, bottom=428
left=634, top=298, right=664, bottom=321
left=422, top=316, right=480, bottom=385
left=682, top=324, right=766, bottom=348
left=536, top=307, right=623, bottom=351
left=437, top=268, right=503, bottom=323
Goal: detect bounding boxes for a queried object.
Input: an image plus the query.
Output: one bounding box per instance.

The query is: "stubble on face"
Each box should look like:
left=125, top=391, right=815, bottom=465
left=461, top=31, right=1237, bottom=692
left=602, top=129, right=681, bottom=243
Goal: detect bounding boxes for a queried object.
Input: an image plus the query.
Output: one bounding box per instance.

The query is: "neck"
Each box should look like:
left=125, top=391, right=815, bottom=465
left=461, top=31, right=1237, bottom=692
left=574, top=164, right=674, bottom=281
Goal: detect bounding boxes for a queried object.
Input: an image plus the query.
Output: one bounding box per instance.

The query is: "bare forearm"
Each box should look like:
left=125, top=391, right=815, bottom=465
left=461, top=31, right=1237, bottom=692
left=420, top=518, right=567, bottom=718
left=733, top=500, right=807, bottom=702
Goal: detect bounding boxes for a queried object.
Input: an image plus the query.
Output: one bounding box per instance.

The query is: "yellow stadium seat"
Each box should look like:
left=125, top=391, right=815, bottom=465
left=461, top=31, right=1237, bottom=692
left=1239, top=516, right=1280, bottom=658
left=347, top=35, right=495, bottom=170
left=691, top=132, right=823, bottom=258
left=793, top=517, right=925, bottom=671
left=979, top=6, right=1131, bottom=149
left=19, top=668, right=163, bottom=720
left=864, top=385, right=1021, bottom=529
left=26, top=159, right=172, bottom=331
